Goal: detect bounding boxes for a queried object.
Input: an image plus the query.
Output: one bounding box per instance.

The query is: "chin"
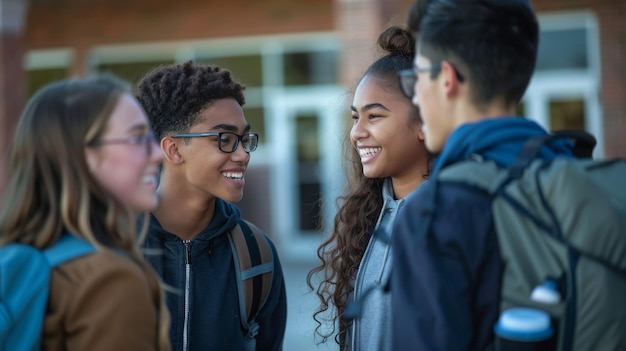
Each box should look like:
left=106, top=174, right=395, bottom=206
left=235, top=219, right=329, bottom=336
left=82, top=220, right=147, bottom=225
left=362, top=169, right=380, bottom=179
left=222, top=193, right=244, bottom=204
left=131, top=195, right=159, bottom=213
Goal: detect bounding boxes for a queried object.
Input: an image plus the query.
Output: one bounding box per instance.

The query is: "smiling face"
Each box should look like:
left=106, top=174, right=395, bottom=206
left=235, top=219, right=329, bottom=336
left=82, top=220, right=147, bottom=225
left=350, top=75, right=427, bottom=182
left=173, top=98, right=251, bottom=203
left=85, top=93, right=164, bottom=212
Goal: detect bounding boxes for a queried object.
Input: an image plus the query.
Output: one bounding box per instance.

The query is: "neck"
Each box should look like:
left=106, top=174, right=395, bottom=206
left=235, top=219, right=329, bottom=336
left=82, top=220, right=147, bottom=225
left=391, top=158, right=429, bottom=199
left=152, top=174, right=216, bottom=241
left=453, top=96, right=517, bottom=127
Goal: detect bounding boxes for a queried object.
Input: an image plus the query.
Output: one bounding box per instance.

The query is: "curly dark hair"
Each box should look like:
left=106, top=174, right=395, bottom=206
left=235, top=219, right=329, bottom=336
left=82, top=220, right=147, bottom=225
left=306, top=26, right=430, bottom=349
left=135, top=61, right=246, bottom=139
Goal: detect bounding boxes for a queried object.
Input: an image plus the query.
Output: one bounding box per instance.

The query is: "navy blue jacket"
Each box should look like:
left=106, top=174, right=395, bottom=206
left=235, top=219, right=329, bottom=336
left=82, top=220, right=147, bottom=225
left=392, top=180, right=501, bottom=350
left=391, top=117, right=574, bottom=350
left=142, top=200, right=287, bottom=351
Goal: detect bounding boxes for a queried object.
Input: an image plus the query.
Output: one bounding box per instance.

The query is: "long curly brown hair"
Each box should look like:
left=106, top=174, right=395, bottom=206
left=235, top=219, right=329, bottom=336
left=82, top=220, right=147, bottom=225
left=306, top=26, right=428, bottom=349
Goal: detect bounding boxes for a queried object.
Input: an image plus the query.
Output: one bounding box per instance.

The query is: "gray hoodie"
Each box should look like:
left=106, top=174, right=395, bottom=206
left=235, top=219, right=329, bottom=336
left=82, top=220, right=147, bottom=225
left=347, top=179, right=405, bottom=351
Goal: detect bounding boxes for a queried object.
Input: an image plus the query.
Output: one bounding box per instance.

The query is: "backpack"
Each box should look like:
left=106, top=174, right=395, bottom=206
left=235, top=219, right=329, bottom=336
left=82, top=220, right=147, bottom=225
left=436, top=131, right=626, bottom=350
left=228, top=219, right=274, bottom=349
left=0, top=235, right=95, bottom=351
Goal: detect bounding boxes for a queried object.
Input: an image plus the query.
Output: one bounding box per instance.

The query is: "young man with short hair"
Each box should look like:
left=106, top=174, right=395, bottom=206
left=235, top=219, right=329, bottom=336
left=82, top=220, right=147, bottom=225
left=136, top=61, right=287, bottom=351
left=391, top=0, right=574, bottom=349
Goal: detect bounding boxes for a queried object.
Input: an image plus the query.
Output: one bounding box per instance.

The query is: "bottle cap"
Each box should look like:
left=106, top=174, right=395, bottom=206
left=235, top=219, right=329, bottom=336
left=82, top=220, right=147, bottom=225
left=494, top=307, right=553, bottom=341
left=530, top=280, right=561, bottom=304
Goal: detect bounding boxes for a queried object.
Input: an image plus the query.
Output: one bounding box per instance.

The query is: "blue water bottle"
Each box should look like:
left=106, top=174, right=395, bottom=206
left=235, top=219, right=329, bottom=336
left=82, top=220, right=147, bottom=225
left=494, top=279, right=560, bottom=350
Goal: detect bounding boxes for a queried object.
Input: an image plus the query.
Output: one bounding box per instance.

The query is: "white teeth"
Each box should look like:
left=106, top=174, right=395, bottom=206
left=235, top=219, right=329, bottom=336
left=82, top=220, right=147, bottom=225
left=222, top=172, right=243, bottom=180
left=359, top=147, right=381, bottom=157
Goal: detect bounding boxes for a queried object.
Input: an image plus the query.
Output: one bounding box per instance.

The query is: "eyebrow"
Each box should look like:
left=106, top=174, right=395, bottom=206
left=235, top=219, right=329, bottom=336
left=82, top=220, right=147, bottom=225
left=211, top=123, right=251, bottom=132
left=351, top=103, right=391, bottom=113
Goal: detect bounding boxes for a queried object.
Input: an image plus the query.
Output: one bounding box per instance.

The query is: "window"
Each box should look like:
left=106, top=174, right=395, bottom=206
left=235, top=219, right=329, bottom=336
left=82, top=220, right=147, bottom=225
left=27, top=68, right=69, bottom=97
left=295, top=113, right=321, bottom=232
left=550, top=99, right=585, bottom=131
left=537, top=28, right=588, bottom=71
left=97, top=60, right=175, bottom=87
left=522, top=12, right=602, bottom=155
left=283, top=50, right=338, bottom=86
left=197, top=54, right=263, bottom=87
left=25, top=49, right=72, bottom=97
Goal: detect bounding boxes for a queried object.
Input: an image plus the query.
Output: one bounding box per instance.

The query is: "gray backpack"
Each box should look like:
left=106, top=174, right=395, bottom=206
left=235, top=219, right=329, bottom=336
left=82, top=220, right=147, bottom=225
left=438, top=132, right=626, bottom=350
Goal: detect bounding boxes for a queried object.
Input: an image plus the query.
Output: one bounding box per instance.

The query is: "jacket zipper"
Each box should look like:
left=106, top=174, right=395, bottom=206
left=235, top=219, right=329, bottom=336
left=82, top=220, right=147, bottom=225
left=182, top=240, right=193, bottom=351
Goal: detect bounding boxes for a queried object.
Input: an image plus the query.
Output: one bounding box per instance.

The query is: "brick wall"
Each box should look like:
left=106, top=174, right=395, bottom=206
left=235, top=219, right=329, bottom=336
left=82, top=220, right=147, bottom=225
left=0, top=34, right=26, bottom=195
left=25, top=0, right=333, bottom=48
left=17, top=0, right=626, bottom=159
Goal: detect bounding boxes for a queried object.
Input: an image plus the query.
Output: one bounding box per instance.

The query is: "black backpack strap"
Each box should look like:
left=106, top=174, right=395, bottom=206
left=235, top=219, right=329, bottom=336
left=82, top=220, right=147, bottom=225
left=509, top=130, right=596, bottom=178
left=228, top=219, right=274, bottom=339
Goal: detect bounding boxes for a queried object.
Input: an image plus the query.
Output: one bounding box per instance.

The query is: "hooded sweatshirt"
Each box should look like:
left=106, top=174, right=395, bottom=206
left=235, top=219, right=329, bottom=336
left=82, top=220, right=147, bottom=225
left=347, top=178, right=419, bottom=351
left=142, top=199, right=287, bottom=351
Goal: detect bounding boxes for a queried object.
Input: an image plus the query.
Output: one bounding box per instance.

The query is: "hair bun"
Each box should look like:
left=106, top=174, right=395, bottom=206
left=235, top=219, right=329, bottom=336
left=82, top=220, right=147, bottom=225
left=377, top=26, right=415, bottom=58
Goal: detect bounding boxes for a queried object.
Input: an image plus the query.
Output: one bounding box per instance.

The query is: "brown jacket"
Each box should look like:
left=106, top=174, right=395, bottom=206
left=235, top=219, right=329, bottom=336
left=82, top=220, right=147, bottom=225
left=42, top=250, right=170, bottom=351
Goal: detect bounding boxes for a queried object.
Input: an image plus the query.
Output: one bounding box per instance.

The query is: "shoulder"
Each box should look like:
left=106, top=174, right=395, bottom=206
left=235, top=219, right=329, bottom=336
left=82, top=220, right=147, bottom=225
left=239, top=219, right=278, bottom=246
left=403, top=178, right=491, bottom=212
left=437, top=180, right=492, bottom=210
left=396, top=179, right=494, bottom=246
left=50, top=250, right=151, bottom=292
left=45, top=251, right=164, bottom=350
left=240, top=219, right=268, bottom=236
left=48, top=250, right=162, bottom=317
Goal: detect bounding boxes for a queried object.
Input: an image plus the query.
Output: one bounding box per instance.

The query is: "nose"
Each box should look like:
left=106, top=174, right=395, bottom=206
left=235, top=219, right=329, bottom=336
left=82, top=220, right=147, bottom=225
left=350, top=119, right=367, bottom=143
left=231, top=139, right=250, bottom=162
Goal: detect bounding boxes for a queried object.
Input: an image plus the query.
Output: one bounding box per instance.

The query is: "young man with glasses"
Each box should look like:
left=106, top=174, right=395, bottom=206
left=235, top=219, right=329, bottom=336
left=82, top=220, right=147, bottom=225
left=391, top=0, right=575, bottom=350
left=135, top=61, right=287, bottom=351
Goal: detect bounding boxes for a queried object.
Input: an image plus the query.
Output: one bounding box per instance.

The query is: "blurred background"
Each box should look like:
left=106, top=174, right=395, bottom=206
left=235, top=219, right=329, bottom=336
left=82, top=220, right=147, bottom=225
left=1, top=0, right=625, bottom=349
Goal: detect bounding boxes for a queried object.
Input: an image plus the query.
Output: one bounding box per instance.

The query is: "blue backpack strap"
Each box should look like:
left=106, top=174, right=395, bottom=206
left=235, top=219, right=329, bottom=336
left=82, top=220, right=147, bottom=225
left=0, top=235, right=94, bottom=350
left=44, top=234, right=96, bottom=268
left=1, top=244, right=50, bottom=350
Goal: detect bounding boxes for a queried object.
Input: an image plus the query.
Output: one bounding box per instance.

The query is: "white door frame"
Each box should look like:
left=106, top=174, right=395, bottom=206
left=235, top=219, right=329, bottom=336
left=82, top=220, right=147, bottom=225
left=524, top=72, right=603, bottom=158
left=268, top=86, right=346, bottom=262
left=523, top=11, right=603, bottom=157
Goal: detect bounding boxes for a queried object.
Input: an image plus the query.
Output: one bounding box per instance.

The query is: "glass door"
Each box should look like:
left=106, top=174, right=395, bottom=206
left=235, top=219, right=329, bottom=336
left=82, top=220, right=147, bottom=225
left=269, top=88, right=345, bottom=262
left=521, top=76, right=602, bottom=157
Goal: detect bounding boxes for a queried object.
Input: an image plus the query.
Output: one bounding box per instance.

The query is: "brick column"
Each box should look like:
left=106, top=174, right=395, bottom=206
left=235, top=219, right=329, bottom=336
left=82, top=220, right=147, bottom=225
left=0, top=0, right=28, bottom=195
left=334, top=0, right=402, bottom=89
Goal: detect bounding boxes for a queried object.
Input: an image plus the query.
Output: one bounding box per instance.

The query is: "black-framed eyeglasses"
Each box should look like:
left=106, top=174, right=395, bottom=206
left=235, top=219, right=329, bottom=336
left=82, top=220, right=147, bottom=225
left=171, top=132, right=259, bottom=153
left=89, top=132, right=157, bottom=156
left=398, top=64, right=465, bottom=98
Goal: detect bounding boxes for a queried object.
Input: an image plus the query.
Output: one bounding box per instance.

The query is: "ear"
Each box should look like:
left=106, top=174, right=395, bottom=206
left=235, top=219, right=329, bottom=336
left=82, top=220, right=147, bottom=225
left=416, top=123, right=426, bottom=141
left=441, top=61, right=462, bottom=98
left=161, top=137, right=183, bottom=164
